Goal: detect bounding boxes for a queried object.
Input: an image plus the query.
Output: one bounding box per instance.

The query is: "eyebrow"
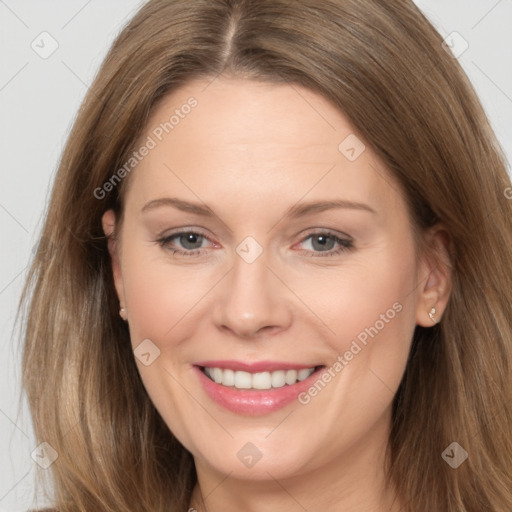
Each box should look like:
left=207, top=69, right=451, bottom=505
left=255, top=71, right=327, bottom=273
left=141, top=197, right=377, bottom=218
left=141, top=197, right=215, bottom=216
left=286, top=199, right=377, bottom=217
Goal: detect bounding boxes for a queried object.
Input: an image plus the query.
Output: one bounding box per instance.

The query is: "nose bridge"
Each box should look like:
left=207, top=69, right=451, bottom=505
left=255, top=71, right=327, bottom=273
left=213, top=239, right=292, bottom=337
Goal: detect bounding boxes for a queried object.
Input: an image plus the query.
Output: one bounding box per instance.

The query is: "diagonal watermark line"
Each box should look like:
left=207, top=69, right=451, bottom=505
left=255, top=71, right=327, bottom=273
left=0, top=203, right=29, bottom=233
left=266, top=471, right=310, bottom=511
left=0, top=470, right=31, bottom=503
left=61, top=60, right=90, bottom=90
left=266, top=163, right=337, bottom=234
left=471, top=61, right=512, bottom=106
left=288, top=82, right=336, bottom=131
left=0, top=0, right=29, bottom=28
left=0, top=62, right=29, bottom=92
left=0, top=265, right=27, bottom=296
left=201, top=70, right=224, bottom=93
left=162, top=163, right=230, bottom=232
left=471, top=0, right=503, bottom=30
left=192, top=470, right=233, bottom=510
left=162, top=366, right=233, bottom=438
left=203, top=471, right=233, bottom=501
left=265, top=410, right=294, bottom=438
left=368, top=367, right=395, bottom=395
left=61, top=0, right=93, bottom=29
left=0, top=408, right=29, bottom=439
left=164, top=267, right=233, bottom=337
left=367, top=162, right=403, bottom=199
left=265, top=266, right=336, bottom=335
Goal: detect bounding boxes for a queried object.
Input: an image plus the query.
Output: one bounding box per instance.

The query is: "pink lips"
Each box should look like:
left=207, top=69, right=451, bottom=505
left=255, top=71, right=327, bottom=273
left=193, top=360, right=323, bottom=416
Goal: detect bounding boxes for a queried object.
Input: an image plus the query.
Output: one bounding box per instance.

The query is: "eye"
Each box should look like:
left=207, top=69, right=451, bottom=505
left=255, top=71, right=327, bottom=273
left=297, top=231, right=354, bottom=257
left=156, top=229, right=354, bottom=258
left=156, top=230, right=213, bottom=256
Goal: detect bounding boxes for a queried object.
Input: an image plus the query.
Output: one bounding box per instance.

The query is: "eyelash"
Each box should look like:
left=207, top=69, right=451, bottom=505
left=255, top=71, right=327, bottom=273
left=156, top=229, right=354, bottom=258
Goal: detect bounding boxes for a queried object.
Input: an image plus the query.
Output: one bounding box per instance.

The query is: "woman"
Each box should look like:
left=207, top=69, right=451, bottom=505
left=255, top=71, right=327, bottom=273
left=21, top=0, right=512, bottom=510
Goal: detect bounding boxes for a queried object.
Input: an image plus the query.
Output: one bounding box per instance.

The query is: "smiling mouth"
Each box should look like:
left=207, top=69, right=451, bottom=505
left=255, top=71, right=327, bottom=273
left=199, top=365, right=324, bottom=390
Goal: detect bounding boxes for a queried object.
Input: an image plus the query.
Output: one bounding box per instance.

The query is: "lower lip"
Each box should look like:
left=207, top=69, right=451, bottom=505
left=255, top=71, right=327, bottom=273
left=193, top=366, right=323, bottom=416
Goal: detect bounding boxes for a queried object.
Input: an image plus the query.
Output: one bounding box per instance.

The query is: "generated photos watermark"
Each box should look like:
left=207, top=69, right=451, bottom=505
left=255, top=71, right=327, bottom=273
left=298, top=301, right=403, bottom=405
left=93, top=97, right=198, bottom=200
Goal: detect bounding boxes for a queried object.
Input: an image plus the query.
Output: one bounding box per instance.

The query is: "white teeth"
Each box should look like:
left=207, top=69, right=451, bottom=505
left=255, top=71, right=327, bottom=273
left=222, top=368, right=235, bottom=387
left=234, top=371, right=252, bottom=389
left=285, top=369, right=298, bottom=385
left=203, top=366, right=315, bottom=389
left=298, top=368, right=313, bottom=381
left=271, top=370, right=286, bottom=388
left=252, top=372, right=271, bottom=390
left=212, top=367, right=223, bottom=384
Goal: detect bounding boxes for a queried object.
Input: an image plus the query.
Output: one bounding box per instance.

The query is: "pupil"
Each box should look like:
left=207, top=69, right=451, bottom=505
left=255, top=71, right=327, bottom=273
left=181, top=233, right=202, bottom=249
left=312, top=235, right=334, bottom=251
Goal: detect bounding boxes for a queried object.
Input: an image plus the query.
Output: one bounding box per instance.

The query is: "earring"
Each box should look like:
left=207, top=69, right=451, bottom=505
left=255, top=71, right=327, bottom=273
left=428, top=307, right=437, bottom=324
left=119, top=307, right=127, bottom=320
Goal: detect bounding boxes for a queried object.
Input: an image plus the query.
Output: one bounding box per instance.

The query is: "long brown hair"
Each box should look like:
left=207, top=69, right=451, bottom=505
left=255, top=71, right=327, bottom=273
left=21, top=0, right=512, bottom=510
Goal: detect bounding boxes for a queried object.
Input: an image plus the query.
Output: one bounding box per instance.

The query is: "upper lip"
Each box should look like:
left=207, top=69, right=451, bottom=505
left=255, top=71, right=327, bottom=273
left=194, top=360, right=322, bottom=372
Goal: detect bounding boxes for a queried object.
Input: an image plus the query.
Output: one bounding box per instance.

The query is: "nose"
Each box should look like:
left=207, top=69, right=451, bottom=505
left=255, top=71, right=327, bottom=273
left=212, top=251, right=293, bottom=340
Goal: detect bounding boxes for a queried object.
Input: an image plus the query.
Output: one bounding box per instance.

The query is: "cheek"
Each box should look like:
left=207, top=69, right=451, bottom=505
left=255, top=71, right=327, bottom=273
left=297, top=242, right=417, bottom=353
left=319, top=240, right=418, bottom=405
left=289, top=243, right=418, bottom=445
left=121, top=243, right=219, bottom=349
left=118, top=244, right=216, bottom=447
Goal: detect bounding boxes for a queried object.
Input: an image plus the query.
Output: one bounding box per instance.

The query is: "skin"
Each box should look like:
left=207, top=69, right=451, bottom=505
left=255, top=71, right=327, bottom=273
left=103, top=78, right=451, bottom=511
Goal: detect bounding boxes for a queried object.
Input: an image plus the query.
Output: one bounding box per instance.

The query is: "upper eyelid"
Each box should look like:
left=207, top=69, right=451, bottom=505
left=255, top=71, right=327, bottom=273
left=160, top=230, right=214, bottom=247
left=158, top=228, right=213, bottom=242
left=297, top=228, right=353, bottom=242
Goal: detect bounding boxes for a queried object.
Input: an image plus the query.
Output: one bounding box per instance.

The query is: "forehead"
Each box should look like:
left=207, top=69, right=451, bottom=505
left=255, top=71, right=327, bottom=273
left=144, top=78, right=352, bottom=159
left=124, top=78, right=405, bottom=221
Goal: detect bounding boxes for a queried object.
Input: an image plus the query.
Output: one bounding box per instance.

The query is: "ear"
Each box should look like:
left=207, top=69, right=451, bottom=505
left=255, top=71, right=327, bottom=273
left=415, top=225, right=453, bottom=327
left=102, top=209, right=125, bottom=310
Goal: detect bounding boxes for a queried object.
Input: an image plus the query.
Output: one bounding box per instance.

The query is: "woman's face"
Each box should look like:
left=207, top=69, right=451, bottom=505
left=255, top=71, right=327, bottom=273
left=104, top=78, right=443, bottom=482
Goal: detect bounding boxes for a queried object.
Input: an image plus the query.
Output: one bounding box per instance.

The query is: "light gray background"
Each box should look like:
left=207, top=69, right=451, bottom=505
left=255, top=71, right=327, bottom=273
left=1, top=1, right=511, bottom=510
